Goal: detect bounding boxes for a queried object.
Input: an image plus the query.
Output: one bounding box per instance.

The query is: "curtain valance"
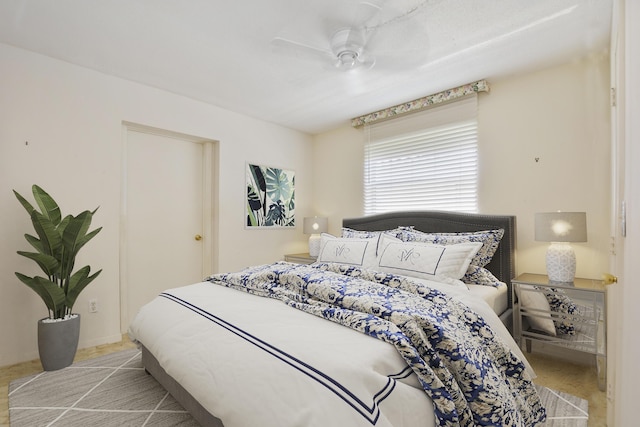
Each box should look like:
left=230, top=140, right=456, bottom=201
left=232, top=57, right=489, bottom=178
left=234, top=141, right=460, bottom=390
left=351, top=79, right=489, bottom=128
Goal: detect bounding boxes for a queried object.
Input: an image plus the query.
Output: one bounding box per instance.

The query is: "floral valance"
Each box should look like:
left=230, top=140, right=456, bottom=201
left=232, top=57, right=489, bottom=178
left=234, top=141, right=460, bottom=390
left=351, top=79, right=489, bottom=127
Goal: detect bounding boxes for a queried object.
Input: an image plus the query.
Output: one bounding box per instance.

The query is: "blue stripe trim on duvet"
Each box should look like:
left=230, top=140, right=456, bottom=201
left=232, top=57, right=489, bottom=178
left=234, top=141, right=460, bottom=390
left=160, top=292, right=413, bottom=425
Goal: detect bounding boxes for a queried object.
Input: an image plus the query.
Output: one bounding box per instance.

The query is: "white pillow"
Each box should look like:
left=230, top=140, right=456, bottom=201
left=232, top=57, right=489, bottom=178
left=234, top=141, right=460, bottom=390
left=375, top=235, right=482, bottom=282
left=517, top=285, right=556, bottom=336
left=397, top=228, right=504, bottom=269
left=317, top=233, right=377, bottom=267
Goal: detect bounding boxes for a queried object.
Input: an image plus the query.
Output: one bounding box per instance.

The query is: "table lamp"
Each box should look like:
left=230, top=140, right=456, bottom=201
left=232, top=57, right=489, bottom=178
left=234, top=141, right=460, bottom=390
left=535, top=212, right=587, bottom=283
left=303, top=216, right=328, bottom=257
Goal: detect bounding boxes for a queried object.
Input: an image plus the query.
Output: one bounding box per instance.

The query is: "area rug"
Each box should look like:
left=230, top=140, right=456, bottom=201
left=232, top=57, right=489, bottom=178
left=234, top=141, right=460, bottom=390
left=9, top=349, right=588, bottom=426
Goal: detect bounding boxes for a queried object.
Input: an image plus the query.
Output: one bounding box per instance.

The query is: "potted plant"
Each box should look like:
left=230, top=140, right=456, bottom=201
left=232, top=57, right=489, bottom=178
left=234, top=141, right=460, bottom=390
left=14, top=185, right=102, bottom=370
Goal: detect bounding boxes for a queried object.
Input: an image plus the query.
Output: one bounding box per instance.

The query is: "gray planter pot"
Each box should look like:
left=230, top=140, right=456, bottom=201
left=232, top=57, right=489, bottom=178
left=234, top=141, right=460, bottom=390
left=37, top=314, right=81, bottom=371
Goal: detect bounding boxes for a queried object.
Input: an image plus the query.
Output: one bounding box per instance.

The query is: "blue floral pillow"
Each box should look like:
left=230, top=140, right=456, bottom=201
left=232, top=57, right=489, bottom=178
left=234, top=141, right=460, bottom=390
left=540, top=287, right=579, bottom=335
left=464, top=265, right=504, bottom=288
left=341, top=227, right=405, bottom=239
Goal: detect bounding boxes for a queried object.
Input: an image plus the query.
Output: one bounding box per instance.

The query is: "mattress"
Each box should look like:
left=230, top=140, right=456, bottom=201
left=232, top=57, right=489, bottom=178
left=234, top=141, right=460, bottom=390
left=468, top=282, right=509, bottom=315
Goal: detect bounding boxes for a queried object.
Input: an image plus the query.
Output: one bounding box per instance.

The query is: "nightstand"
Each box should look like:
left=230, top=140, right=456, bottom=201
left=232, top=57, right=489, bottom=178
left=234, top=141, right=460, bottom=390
left=284, top=253, right=317, bottom=265
left=512, top=273, right=606, bottom=390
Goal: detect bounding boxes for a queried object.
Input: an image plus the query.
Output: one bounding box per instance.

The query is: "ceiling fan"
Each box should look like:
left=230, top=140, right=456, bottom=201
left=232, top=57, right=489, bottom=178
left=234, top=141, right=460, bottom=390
left=271, top=0, right=429, bottom=72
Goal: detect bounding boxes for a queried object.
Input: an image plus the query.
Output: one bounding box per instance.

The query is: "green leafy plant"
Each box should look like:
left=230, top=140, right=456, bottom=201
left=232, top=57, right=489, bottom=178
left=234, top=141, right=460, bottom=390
left=14, top=185, right=102, bottom=319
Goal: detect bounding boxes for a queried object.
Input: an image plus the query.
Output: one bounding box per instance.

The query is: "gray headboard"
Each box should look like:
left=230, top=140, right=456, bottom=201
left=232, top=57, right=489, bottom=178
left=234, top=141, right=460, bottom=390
left=343, top=210, right=517, bottom=307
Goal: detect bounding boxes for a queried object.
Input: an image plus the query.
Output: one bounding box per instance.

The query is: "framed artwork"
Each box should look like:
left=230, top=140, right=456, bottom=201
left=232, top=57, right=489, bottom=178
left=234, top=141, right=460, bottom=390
left=246, top=163, right=295, bottom=228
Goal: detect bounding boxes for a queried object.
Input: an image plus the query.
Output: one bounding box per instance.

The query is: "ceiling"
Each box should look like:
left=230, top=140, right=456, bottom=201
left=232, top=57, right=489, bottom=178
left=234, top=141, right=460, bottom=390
left=0, top=0, right=612, bottom=135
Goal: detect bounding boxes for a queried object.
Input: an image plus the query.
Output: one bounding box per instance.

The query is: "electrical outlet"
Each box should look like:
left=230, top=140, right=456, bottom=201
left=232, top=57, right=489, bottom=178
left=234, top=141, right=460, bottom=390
left=89, top=299, right=98, bottom=313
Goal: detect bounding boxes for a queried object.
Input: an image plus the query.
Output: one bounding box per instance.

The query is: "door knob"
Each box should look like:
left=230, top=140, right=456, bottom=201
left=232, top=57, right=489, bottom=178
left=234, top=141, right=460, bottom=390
left=194, top=234, right=202, bottom=241
left=602, top=273, right=617, bottom=285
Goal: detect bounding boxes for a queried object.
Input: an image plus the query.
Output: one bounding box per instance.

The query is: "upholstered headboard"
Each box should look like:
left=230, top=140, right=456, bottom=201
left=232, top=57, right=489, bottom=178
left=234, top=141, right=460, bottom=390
left=343, top=211, right=517, bottom=308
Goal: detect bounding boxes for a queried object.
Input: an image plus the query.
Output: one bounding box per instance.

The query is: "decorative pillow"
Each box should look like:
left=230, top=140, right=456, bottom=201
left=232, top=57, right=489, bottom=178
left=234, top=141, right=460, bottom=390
left=317, top=234, right=377, bottom=267
left=341, top=227, right=404, bottom=239
left=463, top=265, right=505, bottom=288
left=517, top=285, right=556, bottom=336
left=398, top=228, right=504, bottom=269
left=340, top=227, right=406, bottom=256
left=541, top=288, right=579, bottom=335
left=341, top=227, right=380, bottom=239
left=374, top=235, right=482, bottom=282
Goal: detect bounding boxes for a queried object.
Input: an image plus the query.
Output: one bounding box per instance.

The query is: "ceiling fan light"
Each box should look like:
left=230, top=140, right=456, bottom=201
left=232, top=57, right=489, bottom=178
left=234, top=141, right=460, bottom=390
left=337, top=51, right=358, bottom=69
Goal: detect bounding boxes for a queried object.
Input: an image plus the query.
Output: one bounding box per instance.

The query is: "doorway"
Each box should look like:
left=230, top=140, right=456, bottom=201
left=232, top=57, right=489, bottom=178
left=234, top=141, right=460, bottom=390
left=120, top=122, right=217, bottom=333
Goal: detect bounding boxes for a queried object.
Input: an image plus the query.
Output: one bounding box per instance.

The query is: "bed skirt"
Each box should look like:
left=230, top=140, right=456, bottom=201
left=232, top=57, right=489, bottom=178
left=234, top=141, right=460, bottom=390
left=142, top=344, right=224, bottom=427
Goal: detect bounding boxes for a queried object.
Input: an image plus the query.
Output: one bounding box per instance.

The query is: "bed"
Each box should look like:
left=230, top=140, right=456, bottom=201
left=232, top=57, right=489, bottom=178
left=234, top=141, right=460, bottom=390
left=129, top=211, right=546, bottom=427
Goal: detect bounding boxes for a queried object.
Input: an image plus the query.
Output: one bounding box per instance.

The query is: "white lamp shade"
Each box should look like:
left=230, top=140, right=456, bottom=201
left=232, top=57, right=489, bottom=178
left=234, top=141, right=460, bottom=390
left=303, top=216, right=328, bottom=234
left=535, top=212, right=587, bottom=242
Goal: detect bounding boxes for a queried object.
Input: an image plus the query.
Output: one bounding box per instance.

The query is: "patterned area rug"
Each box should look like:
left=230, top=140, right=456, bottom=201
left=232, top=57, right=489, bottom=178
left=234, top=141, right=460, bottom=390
left=9, top=349, right=588, bottom=426
left=535, top=385, right=589, bottom=426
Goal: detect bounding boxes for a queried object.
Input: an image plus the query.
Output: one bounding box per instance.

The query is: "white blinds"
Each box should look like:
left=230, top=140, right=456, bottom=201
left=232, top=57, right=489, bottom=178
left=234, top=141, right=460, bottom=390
left=364, top=94, right=478, bottom=215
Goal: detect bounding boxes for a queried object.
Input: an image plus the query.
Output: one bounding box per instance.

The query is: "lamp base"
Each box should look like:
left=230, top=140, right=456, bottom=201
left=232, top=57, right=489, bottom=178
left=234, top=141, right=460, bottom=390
left=546, top=242, right=576, bottom=283
left=308, top=234, right=321, bottom=257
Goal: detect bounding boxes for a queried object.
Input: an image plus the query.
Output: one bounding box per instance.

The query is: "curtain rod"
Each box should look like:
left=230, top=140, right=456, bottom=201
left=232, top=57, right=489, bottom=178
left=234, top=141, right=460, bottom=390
left=351, top=79, right=489, bottom=128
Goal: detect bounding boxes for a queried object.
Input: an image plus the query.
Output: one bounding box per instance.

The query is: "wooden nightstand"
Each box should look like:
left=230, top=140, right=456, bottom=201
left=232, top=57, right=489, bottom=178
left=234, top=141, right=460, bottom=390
left=512, top=273, right=606, bottom=390
left=284, top=253, right=317, bottom=265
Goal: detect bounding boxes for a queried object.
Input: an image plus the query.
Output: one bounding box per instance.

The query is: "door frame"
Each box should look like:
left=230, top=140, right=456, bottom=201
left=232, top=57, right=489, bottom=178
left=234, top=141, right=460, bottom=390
left=119, top=122, right=218, bottom=333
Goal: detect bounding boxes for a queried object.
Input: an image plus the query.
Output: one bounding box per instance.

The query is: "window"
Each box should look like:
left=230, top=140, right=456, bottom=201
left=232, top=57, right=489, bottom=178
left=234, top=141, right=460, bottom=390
left=363, top=95, right=478, bottom=215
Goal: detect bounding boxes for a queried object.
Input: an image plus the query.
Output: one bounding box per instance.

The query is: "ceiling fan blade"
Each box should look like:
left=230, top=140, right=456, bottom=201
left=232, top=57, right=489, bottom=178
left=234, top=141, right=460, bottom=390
left=357, top=55, right=376, bottom=70
left=271, top=36, right=333, bottom=63
left=353, top=1, right=384, bottom=27
left=342, top=1, right=384, bottom=49
left=358, top=0, right=431, bottom=69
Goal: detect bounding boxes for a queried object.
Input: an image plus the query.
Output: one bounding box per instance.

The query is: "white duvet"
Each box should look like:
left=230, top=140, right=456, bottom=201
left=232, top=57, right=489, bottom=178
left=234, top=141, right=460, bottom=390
left=128, top=273, right=533, bottom=427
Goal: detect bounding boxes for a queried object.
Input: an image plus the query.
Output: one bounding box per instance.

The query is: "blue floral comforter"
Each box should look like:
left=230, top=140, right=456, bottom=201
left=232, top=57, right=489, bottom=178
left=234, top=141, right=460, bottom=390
left=206, top=262, right=546, bottom=427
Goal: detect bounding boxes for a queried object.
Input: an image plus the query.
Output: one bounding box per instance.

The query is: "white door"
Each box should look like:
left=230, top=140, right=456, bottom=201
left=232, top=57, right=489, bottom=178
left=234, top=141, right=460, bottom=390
left=122, top=126, right=209, bottom=330
left=610, top=2, right=640, bottom=424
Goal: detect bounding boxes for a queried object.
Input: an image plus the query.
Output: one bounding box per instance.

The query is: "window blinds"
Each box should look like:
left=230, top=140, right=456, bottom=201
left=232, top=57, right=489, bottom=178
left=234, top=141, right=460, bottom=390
left=364, top=94, right=478, bottom=215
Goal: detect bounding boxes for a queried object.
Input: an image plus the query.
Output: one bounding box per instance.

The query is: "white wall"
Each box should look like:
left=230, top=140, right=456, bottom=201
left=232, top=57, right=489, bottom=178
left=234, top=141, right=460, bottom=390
left=0, top=43, right=314, bottom=367
left=479, top=54, right=611, bottom=279
left=313, top=55, right=611, bottom=281
left=311, top=124, right=364, bottom=235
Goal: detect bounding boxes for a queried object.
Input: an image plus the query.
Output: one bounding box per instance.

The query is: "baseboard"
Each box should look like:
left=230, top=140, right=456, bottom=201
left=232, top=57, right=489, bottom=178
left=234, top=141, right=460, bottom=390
left=78, top=333, right=129, bottom=350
